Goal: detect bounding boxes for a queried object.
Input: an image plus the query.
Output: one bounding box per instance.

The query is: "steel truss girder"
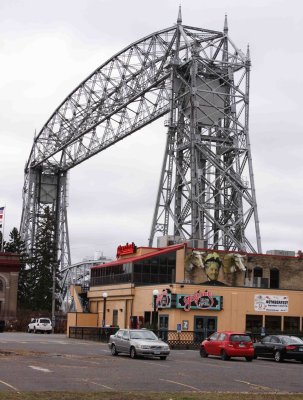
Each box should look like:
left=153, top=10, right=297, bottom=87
left=21, top=23, right=226, bottom=267
left=21, top=17, right=262, bottom=308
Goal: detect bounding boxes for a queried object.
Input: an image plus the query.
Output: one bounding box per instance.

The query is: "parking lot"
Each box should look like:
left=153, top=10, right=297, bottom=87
left=0, top=332, right=302, bottom=394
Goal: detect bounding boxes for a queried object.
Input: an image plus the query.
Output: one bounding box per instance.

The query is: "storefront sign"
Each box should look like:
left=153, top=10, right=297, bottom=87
left=176, top=290, right=222, bottom=311
left=254, top=294, right=289, bottom=312
left=116, top=242, right=136, bottom=257
left=153, top=289, right=172, bottom=309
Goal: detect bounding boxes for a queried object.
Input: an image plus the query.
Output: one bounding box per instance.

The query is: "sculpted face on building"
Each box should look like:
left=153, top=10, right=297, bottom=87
left=204, top=252, right=221, bottom=281
left=184, top=250, right=247, bottom=285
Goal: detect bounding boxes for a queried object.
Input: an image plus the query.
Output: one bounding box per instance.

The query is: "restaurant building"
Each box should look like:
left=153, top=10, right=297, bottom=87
left=67, top=241, right=303, bottom=339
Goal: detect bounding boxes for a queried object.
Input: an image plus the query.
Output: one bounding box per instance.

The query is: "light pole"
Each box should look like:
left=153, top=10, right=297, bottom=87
left=152, top=289, right=159, bottom=332
left=102, top=292, right=108, bottom=327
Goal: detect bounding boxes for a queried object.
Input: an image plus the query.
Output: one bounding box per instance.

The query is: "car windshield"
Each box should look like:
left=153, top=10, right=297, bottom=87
left=130, top=330, right=158, bottom=340
left=40, top=319, right=50, bottom=323
left=230, top=334, right=251, bottom=342
left=281, top=336, right=303, bottom=345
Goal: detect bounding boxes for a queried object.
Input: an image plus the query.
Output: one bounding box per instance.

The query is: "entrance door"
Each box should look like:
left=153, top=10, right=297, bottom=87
left=159, top=315, right=169, bottom=341
left=194, top=316, right=217, bottom=342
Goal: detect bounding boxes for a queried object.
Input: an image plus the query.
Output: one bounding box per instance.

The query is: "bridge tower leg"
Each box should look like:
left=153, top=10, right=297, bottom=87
left=149, top=20, right=262, bottom=253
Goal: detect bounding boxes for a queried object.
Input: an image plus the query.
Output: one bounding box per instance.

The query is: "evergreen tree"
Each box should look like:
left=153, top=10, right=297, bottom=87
left=28, top=206, right=60, bottom=312
left=4, top=227, right=31, bottom=309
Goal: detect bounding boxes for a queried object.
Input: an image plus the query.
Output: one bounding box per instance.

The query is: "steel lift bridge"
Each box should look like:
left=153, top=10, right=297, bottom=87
left=20, top=9, right=262, bottom=306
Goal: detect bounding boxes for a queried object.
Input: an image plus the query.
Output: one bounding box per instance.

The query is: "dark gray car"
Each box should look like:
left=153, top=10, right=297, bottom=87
left=254, top=335, right=303, bottom=362
left=108, top=329, right=170, bottom=360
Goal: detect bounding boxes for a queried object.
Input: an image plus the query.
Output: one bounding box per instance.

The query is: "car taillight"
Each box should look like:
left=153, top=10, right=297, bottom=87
left=286, top=345, right=296, bottom=350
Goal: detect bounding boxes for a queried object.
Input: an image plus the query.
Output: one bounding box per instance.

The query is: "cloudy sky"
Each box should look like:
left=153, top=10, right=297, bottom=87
left=1, top=0, right=302, bottom=263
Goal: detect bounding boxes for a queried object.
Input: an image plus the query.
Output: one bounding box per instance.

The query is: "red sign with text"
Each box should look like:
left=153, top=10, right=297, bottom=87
left=116, top=242, right=137, bottom=258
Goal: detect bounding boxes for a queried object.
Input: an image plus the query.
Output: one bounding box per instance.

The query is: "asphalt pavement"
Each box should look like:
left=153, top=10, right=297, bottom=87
left=0, top=332, right=302, bottom=394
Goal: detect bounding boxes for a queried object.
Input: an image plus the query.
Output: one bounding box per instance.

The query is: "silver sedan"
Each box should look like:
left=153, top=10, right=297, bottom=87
left=108, top=329, right=170, bottom=360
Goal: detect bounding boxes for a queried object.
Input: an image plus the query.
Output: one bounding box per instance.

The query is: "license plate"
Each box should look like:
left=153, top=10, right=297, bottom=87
left=154, top=351, right=160, bottom=354
left=299, top=348, right=303, bottom=352
left=239, top=344, right=245, bottom=348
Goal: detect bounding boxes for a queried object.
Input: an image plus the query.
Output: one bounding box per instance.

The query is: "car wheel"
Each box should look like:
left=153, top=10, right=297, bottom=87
left=200, top=347, right=208, bottom=358
left=27, top=328, right=31, bottom=333
left=160, top=356, right=167, bottom=360
left=221, top=350, right=230, bottom=361
left=274, top=350, right=283, bottom=362
left=245, top=357, right=253, bottom=362
left=130, top=347, right=137, bottom=359
left=111, top=344, right=118, bottom=356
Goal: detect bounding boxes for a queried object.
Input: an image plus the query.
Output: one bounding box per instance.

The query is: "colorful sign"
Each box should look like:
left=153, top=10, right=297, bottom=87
left=153, top=289, right=172, bottom=309
left=254, top=294, right=289, bottom=312
left=176, top=290, right=222, bottom=311
left=116, top=242, right=136, bottom=258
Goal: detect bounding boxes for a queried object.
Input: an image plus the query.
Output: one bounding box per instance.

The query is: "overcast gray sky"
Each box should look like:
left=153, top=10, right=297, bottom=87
left=1, top=0, right=302, bottom=262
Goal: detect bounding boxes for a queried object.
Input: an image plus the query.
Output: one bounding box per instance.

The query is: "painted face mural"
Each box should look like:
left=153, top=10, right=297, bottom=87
left=204, top=252, right=221, bottom=281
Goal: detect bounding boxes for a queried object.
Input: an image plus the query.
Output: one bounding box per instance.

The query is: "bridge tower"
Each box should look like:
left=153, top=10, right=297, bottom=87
left=149, top=11, right=262, bottom=252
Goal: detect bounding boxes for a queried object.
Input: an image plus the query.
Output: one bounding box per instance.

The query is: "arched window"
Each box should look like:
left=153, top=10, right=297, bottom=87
left=0, top=279, right=3, bottom=292
left=270, top=268, right=279, bottom=289
left=253, top=267, right=263, bottom=278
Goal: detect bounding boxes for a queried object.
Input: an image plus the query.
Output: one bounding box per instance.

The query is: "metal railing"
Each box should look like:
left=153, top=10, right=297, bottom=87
left=69, top=327, right=207, bottom=349
left=69, top=327, right=303, bottom=350
left=69, top=326, right=119, bottom=342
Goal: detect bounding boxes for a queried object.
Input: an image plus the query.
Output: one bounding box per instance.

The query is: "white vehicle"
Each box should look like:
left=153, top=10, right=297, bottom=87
left=28, top=318, right=52, bottom=334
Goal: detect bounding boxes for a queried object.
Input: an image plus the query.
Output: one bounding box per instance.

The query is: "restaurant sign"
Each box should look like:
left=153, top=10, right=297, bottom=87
left=176, top=290, right=222, bottom=311
left=153, top=289, right=172, bottom=309
left=116, top=242, right=137, bottom=258
left=254, top=294, right=289, bottom=312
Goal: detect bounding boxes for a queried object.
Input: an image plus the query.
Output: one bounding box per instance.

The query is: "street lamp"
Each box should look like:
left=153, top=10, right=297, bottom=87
left=152, top=289, right=159, bottom=331
left=102, top=292, right=108, bottom=327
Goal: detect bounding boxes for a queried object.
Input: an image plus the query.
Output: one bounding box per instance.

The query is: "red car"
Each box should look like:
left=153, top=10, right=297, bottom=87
left=200, top=331, right=254, bottom=361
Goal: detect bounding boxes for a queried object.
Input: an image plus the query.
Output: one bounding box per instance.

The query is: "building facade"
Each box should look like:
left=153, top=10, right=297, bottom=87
left=0, top=252, right=21, bottom=322
left=68, top=242, right=303, bottom=338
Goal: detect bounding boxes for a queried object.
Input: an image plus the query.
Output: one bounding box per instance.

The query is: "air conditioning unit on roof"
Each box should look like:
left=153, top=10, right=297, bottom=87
left=186, top=239, right=208, bottom=249
left=157, top=235, right=182, bottom=248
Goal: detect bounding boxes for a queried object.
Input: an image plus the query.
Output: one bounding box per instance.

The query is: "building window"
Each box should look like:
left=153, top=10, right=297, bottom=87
left=253, top=267, right=263, bottom=278
left=284, top=316, right=300, bottom=333
left=112, top=310, right=118, bottom=327
left=246, top=315, right=263, bottom=334
left=0, top=279, right=3, bottom=292
left=265, top=316, right=281, bottom=333
left=90, top=251, right=176, bottom=286
left=270, top=268, right=279, bottom=289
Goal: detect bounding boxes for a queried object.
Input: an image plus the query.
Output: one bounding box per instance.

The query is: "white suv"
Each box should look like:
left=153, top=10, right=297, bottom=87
left=28, top=318, right=52, bottom=334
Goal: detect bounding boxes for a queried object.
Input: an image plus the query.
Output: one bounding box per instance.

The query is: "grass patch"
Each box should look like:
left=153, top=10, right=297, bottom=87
left=0, top=393, right=302, bottom=400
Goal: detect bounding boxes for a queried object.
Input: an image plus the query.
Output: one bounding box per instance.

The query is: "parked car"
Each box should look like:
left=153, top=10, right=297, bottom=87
left=28, top=318, right=52, bottom=334
left=108, top=329, right=170, bottom=360
left=200, top=331, right=254, bottom=361
left=254, top=335, right=303, bottom=362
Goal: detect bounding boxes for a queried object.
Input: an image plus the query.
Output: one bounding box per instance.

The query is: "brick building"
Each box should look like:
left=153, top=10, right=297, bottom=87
left=0, top=252, right=21, bottom=323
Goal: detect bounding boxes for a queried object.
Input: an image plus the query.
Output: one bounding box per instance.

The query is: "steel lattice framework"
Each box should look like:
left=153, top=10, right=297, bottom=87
left=20, top=9, right=262, bottom=305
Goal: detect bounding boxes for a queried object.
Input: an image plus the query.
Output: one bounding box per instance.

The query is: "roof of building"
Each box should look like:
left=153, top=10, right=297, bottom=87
left=91, top=243, right=186, bottom=270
